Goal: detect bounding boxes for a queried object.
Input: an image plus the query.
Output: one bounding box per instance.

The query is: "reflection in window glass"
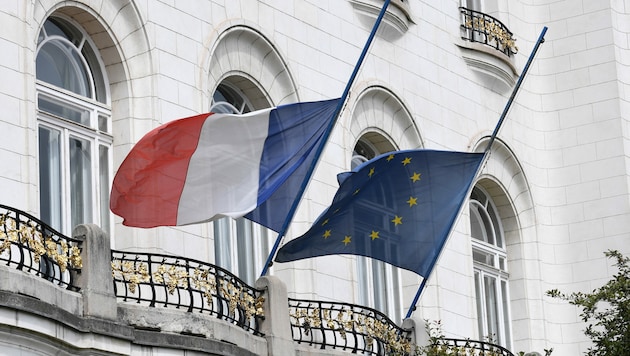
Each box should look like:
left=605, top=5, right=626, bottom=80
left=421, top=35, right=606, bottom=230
left=98, top=114, right=108, bottom=132
left=484, top=275, right=499, bottom=339
left=99, top=145, right=110, bottom=235
left=236, top=218, right=254, bottom=283
left=212, top=83, right=252, bottom=114
left=38, top=126, right=62, bottom=230
left=214, top=218, right=233, bottom=271
left=38, top=95, right=90, bottom=126
left=36, top=42, right=91, bottom=98
left=69, top=136, right=92, bottom=229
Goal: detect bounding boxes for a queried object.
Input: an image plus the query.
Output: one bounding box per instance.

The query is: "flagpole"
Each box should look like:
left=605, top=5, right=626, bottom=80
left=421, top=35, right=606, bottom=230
left=260, top=0, right=393, bottom=276
left=404, top=26, right=548, bottom=319
left=484, top=26, right=548, bottom=153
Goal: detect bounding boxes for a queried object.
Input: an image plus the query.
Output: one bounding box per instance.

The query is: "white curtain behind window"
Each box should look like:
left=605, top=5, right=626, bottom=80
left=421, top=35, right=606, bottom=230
left=38, top=126, right=62, bottom=231
left=69, top=136, right=92, bottom=229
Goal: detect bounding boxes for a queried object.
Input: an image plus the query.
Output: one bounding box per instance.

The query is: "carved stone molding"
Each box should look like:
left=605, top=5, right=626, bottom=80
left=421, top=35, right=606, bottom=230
left=350, top=0, right=414, bottom=34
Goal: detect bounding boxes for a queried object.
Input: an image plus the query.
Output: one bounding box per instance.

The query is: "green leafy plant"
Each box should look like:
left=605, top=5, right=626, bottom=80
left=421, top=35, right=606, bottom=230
left=546, top=250, right=630, bottom=355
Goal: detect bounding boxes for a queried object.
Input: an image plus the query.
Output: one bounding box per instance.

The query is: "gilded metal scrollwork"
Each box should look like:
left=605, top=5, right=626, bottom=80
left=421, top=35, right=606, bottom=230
left=0, top=214, right=83, bottom=272
left=465, top=17, right=518, bottom=54
left=220, top=279, right=265, bottom=319
left=290, top=305, right=413, bottom=355
left=110, top=260, right=265, bottom=319
left=111, top=260, right=150, bottom=293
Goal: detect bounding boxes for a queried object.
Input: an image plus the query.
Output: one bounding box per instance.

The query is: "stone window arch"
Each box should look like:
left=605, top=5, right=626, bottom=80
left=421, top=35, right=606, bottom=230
left=207, top=26, right=298, bottom=107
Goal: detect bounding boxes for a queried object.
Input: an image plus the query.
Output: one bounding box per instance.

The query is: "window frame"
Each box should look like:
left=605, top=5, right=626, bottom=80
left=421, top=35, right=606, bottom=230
left=470, top=186, right=512, bottom=349
left=36, top=16, right=112, bottom=235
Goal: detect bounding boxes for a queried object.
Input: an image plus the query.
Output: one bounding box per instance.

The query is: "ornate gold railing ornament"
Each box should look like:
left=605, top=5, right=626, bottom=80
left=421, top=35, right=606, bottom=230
left=466, top=17, right=518, bottom=54
left=289, top=300, right=413, bottom=355
left=110, top=260, right=150, bottom=293
left=220, top=279, right=265, bottom=319
left=111, top=258, right=265, bottom=320
left=190, top=267, right=217, bottom=308
left=0, top=213, right=83, bottom=272
left=110, top=251, right=265, bottom=335
left=153, top=262, right=189, bottom=294
left=460, top=7, right=518, bottom=56
left=0, top=205, right=83, bottom=290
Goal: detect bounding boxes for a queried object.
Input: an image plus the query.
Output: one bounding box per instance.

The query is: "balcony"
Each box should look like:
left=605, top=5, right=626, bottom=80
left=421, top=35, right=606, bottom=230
left=457, top=7, right=518, bottom=89
left=0, top=203, right=515, bottom=355
left=350, top=0, right=414, bottom=34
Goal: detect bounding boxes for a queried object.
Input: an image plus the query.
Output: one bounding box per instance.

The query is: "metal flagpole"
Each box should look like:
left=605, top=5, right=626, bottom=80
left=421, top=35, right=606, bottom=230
left=260, top=0, right=393, bottom=276
left=404, top=26, right=548, bottom=319
left=484, top=27, right=548, bottom=153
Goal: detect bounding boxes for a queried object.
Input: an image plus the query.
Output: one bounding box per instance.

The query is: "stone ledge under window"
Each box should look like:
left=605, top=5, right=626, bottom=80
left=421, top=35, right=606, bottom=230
left=456, top=39, right=518, bottom=90
left=350, top=0, right=414, bottom=34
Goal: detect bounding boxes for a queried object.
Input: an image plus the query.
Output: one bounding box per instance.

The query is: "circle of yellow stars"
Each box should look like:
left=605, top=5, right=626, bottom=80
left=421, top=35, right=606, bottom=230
left=318, top=154, right=421, bottom=246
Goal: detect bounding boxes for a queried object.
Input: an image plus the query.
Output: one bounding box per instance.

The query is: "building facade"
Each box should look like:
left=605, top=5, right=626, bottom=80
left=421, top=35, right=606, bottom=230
left=1, top=0, right=628, bottom=355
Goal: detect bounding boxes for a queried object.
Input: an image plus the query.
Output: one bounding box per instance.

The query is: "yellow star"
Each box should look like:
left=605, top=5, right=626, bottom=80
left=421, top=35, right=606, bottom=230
left=407, top=196, right=418, bottom=207
left=322, top=218, right=329, bottom=226
left=387, top=154, right=395, bottom=161
left=342, top=235, right=352, bottom=245
left=392, top=215, right=403, bottom=226
left=402, top=157, right=412, bottom=166
left=323, top=230, right=331, bottom=239
left=370, top=230, right=380, bottom=240
left=368, top=167, right=375, bottom=177
left=410, top=172, right=421, bottom=182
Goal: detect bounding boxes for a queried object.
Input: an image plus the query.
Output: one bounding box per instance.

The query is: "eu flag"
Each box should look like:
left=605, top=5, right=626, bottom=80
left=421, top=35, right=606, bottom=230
left=275, top=149, right=485, bottom=277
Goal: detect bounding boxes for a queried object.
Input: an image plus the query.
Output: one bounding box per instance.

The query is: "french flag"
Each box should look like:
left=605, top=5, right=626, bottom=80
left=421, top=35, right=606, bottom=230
left=110, top=98, right=340, bottom=229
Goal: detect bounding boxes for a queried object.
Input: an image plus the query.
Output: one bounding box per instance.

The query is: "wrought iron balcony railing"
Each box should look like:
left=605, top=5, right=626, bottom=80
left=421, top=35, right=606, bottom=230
left=111, top=250, right=265, bottom=336
left=459, top=7, right=518, bottom=57
left=428, top=337, right=515, bottom=356
left=288, top=298, right=413, bottom=355
left=0, top=204, right=83, bottom=291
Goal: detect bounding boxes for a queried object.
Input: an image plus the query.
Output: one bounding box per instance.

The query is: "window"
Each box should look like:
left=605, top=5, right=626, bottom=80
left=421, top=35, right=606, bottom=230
left=353, top=137, right=402, bottom=320
left=36, top=17, right=111, bottom=235
left=470, top=186, right=511, bottom=348
left=211, top=82, right=274, bottom=285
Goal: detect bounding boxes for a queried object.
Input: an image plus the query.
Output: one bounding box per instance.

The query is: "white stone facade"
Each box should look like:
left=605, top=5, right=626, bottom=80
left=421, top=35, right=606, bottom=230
left=1, top=0, right=629, bottom=355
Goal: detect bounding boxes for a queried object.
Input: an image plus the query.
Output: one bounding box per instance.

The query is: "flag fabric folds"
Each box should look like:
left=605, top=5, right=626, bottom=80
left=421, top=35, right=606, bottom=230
left=110, top=98, right=341, bottom=229
left=275, top=149, right=485, bottom=276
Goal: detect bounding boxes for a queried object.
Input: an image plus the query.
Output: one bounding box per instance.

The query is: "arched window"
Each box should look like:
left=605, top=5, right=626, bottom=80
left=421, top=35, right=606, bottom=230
left=211, top=80, right=274, bottom=285
left=470, top=186, right=512, bottom=348
left=36, top=16, right=111, bottom=235
left=353, top=136, right=402, bottom=320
